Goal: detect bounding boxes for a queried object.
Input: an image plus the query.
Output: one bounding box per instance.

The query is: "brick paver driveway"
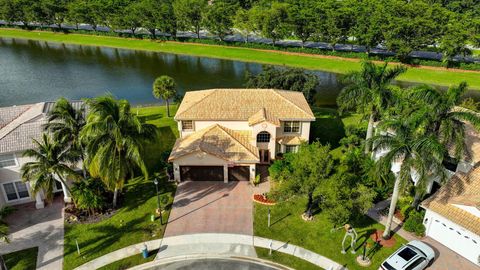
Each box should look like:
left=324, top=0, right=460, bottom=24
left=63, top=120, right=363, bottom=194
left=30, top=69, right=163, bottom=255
left=164, top=181, right=253, bottom=237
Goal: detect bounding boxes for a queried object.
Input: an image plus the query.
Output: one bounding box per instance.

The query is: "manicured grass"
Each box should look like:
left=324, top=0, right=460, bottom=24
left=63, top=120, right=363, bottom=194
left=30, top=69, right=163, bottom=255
left=63, top=104, right=178, bottom=270
left=135, top=104, right=179, bottom=173
left=254, top=198, right=407, bottom=270
left=3, top=247, right=38, bottom=270
left=256, top=247, right=322, bottom=270
left=63, top=177, right=176, bottom=270
left=98, top=249, right=159, bottom=270
left=310, top=107, right=364, bottom=148
left=0, top=29, right=478, bottom=89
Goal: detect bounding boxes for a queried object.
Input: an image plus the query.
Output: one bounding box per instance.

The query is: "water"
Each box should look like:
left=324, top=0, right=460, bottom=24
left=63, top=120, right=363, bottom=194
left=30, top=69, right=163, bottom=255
left=1, top=37, right=475, bottom=108
left=0, top=38, right=342, bottom=107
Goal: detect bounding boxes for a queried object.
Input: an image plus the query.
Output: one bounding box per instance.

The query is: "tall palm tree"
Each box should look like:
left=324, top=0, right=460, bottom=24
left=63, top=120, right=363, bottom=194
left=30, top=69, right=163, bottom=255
left=408, top=82, right=480, bottom=159
left=337, top=61, right=407, bottom=154
left=44, top=98, right=87, bottom=177
left=80, top=95, right=157, bottom=208
left=152, top=75, right=177, bottom=117
left=371, top=119, right=446, bottom=239
left=21, top=134, right=80, bottom=202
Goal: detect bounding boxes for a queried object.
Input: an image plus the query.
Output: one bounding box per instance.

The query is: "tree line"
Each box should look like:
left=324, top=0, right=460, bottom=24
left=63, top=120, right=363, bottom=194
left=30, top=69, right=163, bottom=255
left=0, top=0, right=479, bottom=63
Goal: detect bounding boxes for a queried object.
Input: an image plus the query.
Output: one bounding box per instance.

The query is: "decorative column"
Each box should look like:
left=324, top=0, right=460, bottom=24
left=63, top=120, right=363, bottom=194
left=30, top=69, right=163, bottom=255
left=60, top=181, right=72, bottom=203
left=35, top=192, right=44, bottom=209
left=223, top=165, right=229, bottom=183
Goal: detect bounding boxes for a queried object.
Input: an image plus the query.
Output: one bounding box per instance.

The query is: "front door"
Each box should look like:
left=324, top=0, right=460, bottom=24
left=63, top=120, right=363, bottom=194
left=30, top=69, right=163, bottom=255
left=259, top=150, right=270, bottom=164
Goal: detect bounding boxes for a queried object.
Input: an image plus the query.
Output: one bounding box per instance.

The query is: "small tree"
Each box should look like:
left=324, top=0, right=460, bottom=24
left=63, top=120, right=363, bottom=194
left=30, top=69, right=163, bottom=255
left=71, top=178, right=106, bottom=216
left=153, top=75, right=177, bottom=117
left=269, top=142, right=334, bottom=219
left=203, top=1, right=236, bottom=41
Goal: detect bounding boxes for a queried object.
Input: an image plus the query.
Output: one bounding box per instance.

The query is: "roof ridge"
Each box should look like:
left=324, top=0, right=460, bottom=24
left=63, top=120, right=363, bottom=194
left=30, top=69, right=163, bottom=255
left=271, top=89, right=313, bottom=118
left=0, top=103, right=45, bottom=140
left=216, top=125, right=259, bottom=158
left=0, top=105, right=31, bottom=129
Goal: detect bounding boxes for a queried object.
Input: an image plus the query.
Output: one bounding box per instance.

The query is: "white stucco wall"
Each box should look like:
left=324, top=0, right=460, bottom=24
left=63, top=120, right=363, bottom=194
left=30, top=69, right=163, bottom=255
left=423, top=209, right=480, bottom=265
left=180, top=120, right=251, bottom=138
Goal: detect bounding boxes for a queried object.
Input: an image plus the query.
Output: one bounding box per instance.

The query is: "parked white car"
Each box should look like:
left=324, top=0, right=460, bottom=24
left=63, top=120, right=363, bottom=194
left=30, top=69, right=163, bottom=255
left=379, top=240, right=435, bottom=270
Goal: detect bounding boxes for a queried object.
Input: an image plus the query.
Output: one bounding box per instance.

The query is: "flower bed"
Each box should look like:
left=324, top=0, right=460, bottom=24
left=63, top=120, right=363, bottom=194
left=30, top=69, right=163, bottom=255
left=253, top=194, right=276, bottom=205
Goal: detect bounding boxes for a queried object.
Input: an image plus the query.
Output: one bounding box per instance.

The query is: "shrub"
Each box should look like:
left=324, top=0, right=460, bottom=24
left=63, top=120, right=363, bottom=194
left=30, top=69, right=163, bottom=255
left=403, top=210, right=426, bottom=236
left=71, top=178, right=106, bottom=215
left=253, top=174, right=261, bottom=186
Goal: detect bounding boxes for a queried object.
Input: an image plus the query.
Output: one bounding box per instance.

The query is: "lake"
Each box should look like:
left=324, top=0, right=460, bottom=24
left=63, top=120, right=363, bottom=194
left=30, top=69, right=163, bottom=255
left=0, top=37, right=474, bottom=108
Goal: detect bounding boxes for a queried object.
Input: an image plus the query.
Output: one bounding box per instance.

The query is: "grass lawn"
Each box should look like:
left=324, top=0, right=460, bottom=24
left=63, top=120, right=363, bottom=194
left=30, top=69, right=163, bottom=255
left=0, top=29, right=478, bottom=90
left=3, top=247, right=38, bottom=270
left=310, top=107, right=364, bottom=159
left=256, top=247, right=322, bottom=270
left=254, top=199, right=406, bottom=270
left=63, top=105, right=178, bottom=270
left=97, top=249, right=159, bottom=270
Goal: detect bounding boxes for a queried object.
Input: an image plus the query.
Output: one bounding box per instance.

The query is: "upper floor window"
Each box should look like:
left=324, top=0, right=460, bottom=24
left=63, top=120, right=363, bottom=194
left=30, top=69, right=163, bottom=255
left=257, top=131, right=271, bottom=143
left=0, top=153, right=17, bottom=168
left=3, top=181, right=29, bottom=201
left=182, top=120, right=194, bottom=131
left=284, top=121, right=300, bottom=133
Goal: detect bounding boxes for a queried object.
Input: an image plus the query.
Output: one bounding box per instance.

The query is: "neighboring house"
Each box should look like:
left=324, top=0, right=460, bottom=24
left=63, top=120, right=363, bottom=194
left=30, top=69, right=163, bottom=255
left=0, top=101, right=81, bottom=209
left=421, top=165, right=480, bottom=266
left=373, top=122, right=480, bottom=195
left=168, top=89, right=315, bottom=182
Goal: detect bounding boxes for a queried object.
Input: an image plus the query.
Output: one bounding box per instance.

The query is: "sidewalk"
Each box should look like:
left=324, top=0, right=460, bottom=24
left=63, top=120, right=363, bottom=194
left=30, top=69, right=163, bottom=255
left=74, top=233, right=346, bottom=270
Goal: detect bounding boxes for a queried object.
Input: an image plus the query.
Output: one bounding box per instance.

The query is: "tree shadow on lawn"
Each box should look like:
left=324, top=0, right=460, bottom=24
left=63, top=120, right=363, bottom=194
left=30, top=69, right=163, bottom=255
left=144, top=126, right=176, bottom=173
left=65, top=215, right=150, bottom=260
left=310, top=108, right=346, bottom=148
left=122, top=177, right=175, bottom=212
left=138, top=113, right=164, bottom=123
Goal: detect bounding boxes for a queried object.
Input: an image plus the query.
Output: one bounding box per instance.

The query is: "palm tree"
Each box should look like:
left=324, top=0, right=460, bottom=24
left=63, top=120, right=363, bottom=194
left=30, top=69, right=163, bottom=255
left=44, top=98, right=87, bottom=177
left=80, top=95, right=157, bottom=208
left=152, top=75, right=177, bottom=117
left=371, top=119, right=446, bottom=239
left=337, top=61, right=407, bottom=154
left=408, top=82, right=480, bottom=159
left=21, top=134, right=80, bottom=203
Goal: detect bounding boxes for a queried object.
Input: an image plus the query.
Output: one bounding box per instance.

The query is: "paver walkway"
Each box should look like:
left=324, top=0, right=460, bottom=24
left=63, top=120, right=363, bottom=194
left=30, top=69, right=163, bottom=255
left=0, top=197, right=64, bottom=270
left=74, top=233, right=346, bottom=270
left=368, top=199, right=480, bottom=270
left=164, top=181, right=253, bottom=237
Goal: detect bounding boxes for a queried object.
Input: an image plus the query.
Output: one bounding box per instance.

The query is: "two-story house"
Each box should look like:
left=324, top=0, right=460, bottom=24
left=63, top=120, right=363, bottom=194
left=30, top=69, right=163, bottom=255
left=168, top=89, right=315, bottom=183
left=0, top=102, right=80, bottom=209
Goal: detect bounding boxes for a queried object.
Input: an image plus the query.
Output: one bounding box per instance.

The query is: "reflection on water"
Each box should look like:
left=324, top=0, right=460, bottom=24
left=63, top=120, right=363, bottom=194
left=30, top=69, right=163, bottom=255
left=1, top=37, right=474, bottom=107
left=150, top=258, right=281, bottom=270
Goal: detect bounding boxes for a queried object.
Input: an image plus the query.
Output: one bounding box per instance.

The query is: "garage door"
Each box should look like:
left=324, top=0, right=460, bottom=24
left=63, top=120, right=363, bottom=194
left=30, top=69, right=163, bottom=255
left=228, top=166, right=250, bottom=181
left=180, top=166, right=224, bottom=181
left=427, top=215, right=480, bottom=264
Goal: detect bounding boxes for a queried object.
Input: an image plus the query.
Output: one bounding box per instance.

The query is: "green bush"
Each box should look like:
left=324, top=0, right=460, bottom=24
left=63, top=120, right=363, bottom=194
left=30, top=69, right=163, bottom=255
left=403, top=210, right=426, bottom=236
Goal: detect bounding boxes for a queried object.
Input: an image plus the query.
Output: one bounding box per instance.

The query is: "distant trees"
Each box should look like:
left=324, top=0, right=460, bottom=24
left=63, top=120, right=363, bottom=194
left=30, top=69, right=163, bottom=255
left=246, top=66, right=319, bottom=103
left=0, top=0, right=477, bottom=63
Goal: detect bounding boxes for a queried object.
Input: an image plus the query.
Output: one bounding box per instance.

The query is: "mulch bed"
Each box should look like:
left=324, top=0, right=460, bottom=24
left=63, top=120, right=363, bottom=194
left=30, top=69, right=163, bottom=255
left=370, top=229, right=397, bottom=248
left=253, top=194, right=276, bottom=205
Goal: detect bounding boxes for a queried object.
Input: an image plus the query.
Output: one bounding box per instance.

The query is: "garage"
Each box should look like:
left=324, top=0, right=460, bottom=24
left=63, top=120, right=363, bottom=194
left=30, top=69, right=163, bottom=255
left=425, top=210, right=480, bottom=265
left=180, top=166, right=224, bottom=181
left=228, top=166, right=250, bottom=181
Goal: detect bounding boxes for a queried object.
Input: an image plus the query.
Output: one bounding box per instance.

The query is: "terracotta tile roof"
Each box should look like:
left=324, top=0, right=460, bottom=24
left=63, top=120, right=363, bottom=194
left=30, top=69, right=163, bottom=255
left=248, top=108, right=280, bottom=126
left=175, top=89, right=315, bottom=121
left=168, top=124, right=259, bottom=162
left=277, top=136, right=304, bottom=145
left=422, top=165, right=480, bottom=235
left=0, top=101, right=84, bottom=154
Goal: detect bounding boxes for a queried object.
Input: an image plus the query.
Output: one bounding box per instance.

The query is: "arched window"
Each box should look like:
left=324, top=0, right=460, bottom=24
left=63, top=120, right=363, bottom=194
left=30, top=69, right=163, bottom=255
left=257, top=131, right=271, bottom=143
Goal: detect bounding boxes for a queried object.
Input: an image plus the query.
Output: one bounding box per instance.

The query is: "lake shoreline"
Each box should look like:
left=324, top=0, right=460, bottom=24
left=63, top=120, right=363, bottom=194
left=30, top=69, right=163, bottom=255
left=1, top=28, right=479, bottom=90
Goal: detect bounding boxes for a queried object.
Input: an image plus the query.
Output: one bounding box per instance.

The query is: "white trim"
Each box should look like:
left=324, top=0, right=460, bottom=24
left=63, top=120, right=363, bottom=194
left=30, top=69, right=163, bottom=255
left=1, top=180, right=31, bottom=202
left=282, top=121, right=301, bottom=134
left=0, top=152, right=19, bottom=168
